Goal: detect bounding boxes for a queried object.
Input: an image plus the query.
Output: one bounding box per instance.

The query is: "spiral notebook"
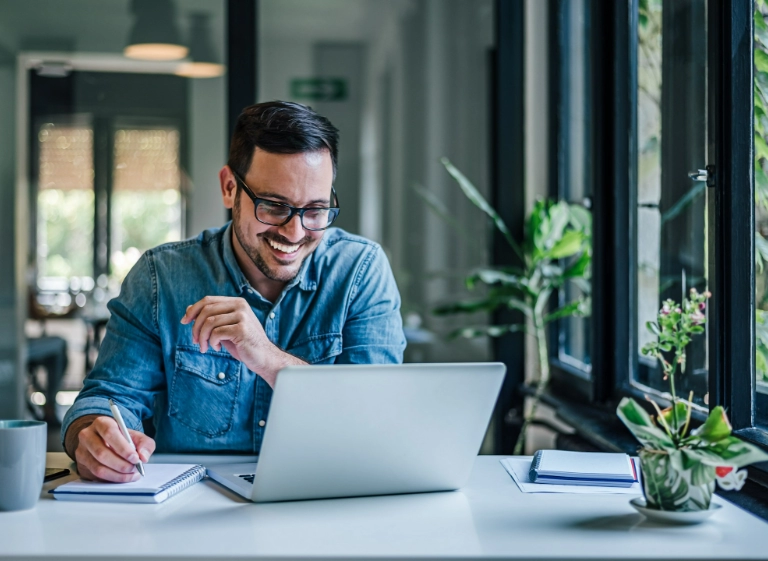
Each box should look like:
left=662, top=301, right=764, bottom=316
left=528, top=450, right=637, bottom=487
left=51, top=464, right=206, bottom=504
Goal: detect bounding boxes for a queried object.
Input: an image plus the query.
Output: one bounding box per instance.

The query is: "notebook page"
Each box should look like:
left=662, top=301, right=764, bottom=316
left=54, top=464, right=200, bottom=494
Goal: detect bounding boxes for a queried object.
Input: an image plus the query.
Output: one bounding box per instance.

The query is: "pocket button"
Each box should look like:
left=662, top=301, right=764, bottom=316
left=258, top=420, right=266, bottom=427
left=217, top=372, right=226, bottom=380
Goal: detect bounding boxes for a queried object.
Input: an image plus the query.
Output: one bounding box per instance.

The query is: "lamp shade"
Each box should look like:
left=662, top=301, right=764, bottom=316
left=124, top=0, right=188, bottom=61
left=175, top=13, right=225, bottom=78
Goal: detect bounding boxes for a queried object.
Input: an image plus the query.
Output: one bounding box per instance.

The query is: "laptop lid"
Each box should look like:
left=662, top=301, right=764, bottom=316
left=249, top=362, right=505, bottom=503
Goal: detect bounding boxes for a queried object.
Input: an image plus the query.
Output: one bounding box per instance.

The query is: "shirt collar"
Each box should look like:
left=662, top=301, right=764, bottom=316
left=221, top=221, right=319, bottom=295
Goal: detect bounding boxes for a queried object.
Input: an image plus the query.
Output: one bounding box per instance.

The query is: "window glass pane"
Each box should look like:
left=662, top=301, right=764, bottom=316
left=111, top=128, right=182, bottom=280
left=557, top=0, right=592, bottom=371
left=754, top=2, right=768, bottom=426
left=634, top=0, right=709, bottom=407
left=37, top=123, right=94, bottom=281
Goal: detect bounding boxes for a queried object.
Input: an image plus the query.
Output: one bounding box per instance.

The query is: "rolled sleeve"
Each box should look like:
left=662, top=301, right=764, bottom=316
left=61, top=253, right=165, bottom=446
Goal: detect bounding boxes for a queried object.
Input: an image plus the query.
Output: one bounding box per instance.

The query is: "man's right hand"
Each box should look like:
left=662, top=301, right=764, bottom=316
left=65, top=414, right=156, bottom=482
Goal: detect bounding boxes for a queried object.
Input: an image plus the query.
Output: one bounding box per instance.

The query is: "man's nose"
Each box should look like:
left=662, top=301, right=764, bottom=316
left=278, top=213, right=305, bottom=242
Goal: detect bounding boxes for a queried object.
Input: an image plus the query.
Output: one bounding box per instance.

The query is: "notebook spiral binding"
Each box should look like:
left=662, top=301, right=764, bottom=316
left=158, top=464, right=206, bottom=498
left=528, top=450, right=544, bottom=482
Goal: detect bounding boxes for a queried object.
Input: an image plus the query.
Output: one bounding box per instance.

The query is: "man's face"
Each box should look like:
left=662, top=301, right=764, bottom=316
left=225, top=148, right=334, bottom=284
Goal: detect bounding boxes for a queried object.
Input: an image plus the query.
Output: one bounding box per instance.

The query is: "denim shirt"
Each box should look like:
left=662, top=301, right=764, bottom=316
left=62, top=223, right=406, bottom=453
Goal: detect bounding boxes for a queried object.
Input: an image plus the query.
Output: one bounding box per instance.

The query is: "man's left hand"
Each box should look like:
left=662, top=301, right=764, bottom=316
left=181, top=296, right=303, bottom=386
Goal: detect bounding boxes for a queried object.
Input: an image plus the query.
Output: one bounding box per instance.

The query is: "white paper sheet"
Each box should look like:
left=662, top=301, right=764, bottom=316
left=500, top=457, right=643, bottom=494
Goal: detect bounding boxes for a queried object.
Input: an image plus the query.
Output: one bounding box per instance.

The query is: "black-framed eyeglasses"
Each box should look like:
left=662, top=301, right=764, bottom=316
left=232, top=172, right=340, bottom=231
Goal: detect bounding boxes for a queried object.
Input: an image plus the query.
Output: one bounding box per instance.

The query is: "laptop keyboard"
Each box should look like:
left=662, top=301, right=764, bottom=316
left=237, top=473, right=255, bottom=484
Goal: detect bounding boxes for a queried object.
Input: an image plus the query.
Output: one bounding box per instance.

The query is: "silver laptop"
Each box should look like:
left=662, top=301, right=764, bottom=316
left=206, top=362, right=505, bottom=503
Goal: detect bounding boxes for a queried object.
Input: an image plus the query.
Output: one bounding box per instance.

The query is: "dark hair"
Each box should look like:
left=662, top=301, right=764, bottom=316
left=227, top=100, right=339, bottom=181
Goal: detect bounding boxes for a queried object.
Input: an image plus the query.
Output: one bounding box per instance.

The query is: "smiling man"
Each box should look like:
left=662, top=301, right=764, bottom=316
left=62, top=101, right=406, bottom=482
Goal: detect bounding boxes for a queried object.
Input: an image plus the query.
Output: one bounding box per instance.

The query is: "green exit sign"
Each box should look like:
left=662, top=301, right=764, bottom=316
left=290, top=78, right=347, bottom=102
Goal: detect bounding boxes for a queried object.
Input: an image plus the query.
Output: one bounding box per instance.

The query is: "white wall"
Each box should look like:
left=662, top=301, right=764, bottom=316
left=188, top=72, right=227, bottom=235
left=0, top=61, right=24, bottom=417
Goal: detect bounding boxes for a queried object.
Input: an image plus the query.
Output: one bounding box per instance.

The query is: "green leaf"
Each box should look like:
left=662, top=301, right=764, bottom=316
left=617, top=398, right=675, bottom=450
left=682, top=453, right=717, bottom=486
left=756, top=133, right=768, bottom=162
left=756, top=86, right=766, bottom=112
left=698, top=436, right=768, bottom=468
left=756, top=49, right=768, bottom=75
left=548, top=230, right=585, bottom=259
left=441, top=157, right=523, bottom=259
left=755, top=163, right=768, bottom=209
left=660, top=401, right=689, bottom=434
left=757, top=231, right=768, bottom=272
left=411, top=182, right=472, bottom=241
left=469, top=269, right=526, bottom=288
left=543, top=299, right=583, bottom=324
left=562, top=251, right=591, bottom=279
left=691, top=406, right=732, bottom=443
left=568, top=205, right=592, bottom=236
left=646, top=321, right=661, bottom=336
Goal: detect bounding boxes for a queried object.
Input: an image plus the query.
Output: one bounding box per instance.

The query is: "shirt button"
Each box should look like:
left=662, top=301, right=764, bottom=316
left=217, top=372, right=226, bottom=380
left=269, top=312, right=276, bottom=319
left=258, top=420, right=266, bottom=427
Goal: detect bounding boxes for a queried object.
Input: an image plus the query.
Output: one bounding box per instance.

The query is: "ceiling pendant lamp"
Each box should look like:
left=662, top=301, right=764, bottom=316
left=175, top=13, right=226, bottom=78
left=124, top=0, right=188, bottom=61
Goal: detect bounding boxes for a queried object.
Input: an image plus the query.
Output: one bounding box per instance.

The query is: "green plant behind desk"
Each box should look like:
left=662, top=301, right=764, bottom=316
left=431, top=158, right=591, bottom=455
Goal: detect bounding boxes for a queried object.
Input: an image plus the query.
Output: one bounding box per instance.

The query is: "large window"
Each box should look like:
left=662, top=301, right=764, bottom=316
left=36, top=122, right=95, bottom=284
left=111, top=126, right=183, bottom=280
left=30, top=71, right=188, bottom=311
left=633, top=0, right=709, bottom=409
left=755, top=1, right=768, bottom=429
left=551, top=0, right=593, bottom=377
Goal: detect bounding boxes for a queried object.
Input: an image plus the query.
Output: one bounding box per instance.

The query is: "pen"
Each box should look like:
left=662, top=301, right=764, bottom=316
left=108, top=399, right=145, bottom=477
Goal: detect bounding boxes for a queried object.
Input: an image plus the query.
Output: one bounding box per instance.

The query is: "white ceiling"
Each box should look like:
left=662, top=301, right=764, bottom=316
left=0, top=0, right=225, bottom=55
left=0, top=0, right=404, bottom=58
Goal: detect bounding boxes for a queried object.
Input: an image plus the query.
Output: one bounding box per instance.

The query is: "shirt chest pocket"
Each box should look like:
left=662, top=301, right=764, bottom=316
left=169, top=346, right=242, bottom=437
left=286, top=333, right=343, bottom=364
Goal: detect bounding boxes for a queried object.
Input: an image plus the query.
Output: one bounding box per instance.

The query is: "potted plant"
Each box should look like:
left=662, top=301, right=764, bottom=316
left=429, top=158, right=591, bottom=455
left=617, top=288, right=768, bottom=512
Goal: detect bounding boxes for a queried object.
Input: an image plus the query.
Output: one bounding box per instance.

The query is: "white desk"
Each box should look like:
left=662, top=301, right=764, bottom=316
left=1, top=453, right=767, bottom=560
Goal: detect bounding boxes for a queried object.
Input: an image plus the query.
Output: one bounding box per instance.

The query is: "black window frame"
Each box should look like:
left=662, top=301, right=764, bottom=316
left=535, top=0, right=768, bottom=516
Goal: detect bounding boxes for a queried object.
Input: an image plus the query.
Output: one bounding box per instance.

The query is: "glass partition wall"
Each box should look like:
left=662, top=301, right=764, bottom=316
left=259, top=0, right=496, bottom=364
left=0, top=0, right=228, bottom=420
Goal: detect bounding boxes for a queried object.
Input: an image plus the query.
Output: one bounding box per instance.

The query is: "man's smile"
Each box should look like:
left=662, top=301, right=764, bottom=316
left=266, top=237, right=301, bottom=254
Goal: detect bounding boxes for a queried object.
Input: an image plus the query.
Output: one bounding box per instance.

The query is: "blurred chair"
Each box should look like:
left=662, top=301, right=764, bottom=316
left=26, top=286, right=76, bottom=424
left=25, top=336, right=68, bottom=424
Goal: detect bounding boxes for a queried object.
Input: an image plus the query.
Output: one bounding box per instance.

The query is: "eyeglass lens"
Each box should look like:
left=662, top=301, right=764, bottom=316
left=256, top=200, right=336, bottom=230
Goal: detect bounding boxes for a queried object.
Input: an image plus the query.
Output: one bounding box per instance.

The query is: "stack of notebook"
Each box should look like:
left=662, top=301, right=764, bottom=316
left=528, top=450, right=638, bottom=487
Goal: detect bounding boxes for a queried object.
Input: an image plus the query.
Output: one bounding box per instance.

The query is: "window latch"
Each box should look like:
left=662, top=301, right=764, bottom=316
left=688, top=165, right=716, bottom=187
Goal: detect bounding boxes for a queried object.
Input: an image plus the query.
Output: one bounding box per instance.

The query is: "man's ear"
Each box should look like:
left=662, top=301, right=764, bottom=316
left=219, top=166, right=237, bottom=210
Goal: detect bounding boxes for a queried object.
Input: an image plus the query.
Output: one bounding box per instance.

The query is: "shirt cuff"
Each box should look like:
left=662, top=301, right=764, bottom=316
left=60, top=396, right=143, bottom=449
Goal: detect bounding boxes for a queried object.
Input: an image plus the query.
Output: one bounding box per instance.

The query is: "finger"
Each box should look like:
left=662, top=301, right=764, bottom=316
left=198, top=312, right=242, bottom=353
left=192, top=302, right=239, bottom=347
left=182, top=296, right=230, bottom=324
left=79, top=428, right=139, bottom=475
left=130, top=430, right=156, bottom=462
left=76, top=449, right=141, bottom=483
left=208, top=324, right=241, bottom=353
left=91, top=417, right=141, bottom=464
